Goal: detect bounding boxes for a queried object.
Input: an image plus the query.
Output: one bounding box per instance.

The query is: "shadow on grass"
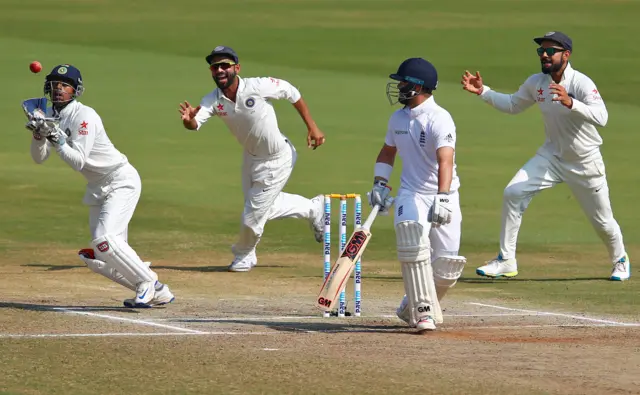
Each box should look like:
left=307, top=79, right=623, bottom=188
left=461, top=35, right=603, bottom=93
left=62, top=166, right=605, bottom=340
left=0, top=301, right=140, bottom=314
left=459, top=276, right=609, bottom=283
left=23, top=263, right=289, bottom=273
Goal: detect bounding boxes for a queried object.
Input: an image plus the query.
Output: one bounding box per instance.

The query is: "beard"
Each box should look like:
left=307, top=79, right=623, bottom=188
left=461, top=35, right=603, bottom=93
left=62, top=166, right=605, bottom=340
left=213, top=70, right=237, bottom=89
left=541, top=58, right=565, bottom=74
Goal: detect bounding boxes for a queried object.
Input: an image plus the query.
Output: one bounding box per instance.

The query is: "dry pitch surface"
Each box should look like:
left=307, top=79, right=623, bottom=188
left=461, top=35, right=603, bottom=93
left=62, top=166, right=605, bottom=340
left=1, top=250, right=639, bottom=395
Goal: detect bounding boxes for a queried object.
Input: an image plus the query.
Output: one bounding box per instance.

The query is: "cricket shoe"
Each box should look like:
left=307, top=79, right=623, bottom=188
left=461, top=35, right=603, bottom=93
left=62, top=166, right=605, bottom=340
left=416, top=316, right=436, bottom=332
left=610, top=254, right=631, bottom=281
left=309, top=194, right=325, bottom=243
left=228, top=250, right=258, bottom=272
left=124, top=281, right=175, bottom=308
left=127, top=280, right=157, bottom=308
left=476, top=254, right=518, bottom=278
left=396, top=295, right=411, bottom=325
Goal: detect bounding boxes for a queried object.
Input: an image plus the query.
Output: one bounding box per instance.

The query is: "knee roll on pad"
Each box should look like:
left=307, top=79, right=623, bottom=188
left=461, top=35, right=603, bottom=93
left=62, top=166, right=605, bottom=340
left=432, top=255, right=467, bottom=301
left=92, top=234, right=156, bottom=285
left=79, top=253, right=137, bottom=291
left=396, top=221, right=443, bottom=325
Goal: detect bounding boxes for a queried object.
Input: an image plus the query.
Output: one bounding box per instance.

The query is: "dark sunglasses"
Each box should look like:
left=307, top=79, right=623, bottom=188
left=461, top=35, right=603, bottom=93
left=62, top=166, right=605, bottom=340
left=209, top=62, right=236, bottom=71
left=537, top=47, right=566, bottom=56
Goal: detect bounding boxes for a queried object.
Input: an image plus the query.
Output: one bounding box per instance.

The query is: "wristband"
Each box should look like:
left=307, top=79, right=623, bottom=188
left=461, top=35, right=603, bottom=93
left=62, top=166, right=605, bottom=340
left=374, top=162, right=393, bottom=182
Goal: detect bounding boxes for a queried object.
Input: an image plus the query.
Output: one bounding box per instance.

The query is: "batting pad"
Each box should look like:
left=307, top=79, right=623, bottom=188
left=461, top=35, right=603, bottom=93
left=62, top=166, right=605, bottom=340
left=79, top=253, right=137, bottom=291
left=432, top=255, right=467, bottom=301
left=396, top=221, right=443, bottom=325
left=92, top=234, right=156, bottom=286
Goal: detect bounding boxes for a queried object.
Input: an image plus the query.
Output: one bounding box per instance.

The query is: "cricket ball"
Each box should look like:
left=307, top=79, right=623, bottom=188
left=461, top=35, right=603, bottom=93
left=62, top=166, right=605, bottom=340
left=29, top=61, right=42, bottom=74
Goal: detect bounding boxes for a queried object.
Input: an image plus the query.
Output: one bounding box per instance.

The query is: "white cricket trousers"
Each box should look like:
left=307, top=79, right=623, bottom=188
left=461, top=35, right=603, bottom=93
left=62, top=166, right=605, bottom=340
left=233, top=139, right=314, bottom=256
left=393, top=188, right=462, bottom=258
left=83, top=163, right=141, bottom=243
left=500, top=152, right=626, bottom=263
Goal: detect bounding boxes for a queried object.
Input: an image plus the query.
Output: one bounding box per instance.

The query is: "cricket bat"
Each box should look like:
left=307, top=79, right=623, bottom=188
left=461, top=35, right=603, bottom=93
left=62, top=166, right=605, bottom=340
left=316, top=204, right=381, bottom=312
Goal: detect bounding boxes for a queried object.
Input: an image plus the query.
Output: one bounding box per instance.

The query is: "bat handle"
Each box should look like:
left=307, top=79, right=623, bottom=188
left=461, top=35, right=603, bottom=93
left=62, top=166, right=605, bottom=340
left=361, top=205, right=381, bottom=231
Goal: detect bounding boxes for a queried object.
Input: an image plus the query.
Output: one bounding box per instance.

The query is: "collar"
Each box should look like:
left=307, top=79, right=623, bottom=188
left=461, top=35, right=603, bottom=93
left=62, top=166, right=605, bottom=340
left=403, top=95, right=435, bottom=117
left=559, top=62, right=574, bottom=83
left=216, top=76, right=245, bottom=102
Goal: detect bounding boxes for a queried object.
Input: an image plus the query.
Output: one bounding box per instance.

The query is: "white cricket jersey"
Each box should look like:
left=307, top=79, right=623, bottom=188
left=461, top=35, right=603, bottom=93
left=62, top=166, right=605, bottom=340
left=195, top=76, right=302, bottom=158
left=479, top=63, right=608, bottom=163
left=30, top=100, right=128, bottom=184
left=384, top=96, right=460, bottom=195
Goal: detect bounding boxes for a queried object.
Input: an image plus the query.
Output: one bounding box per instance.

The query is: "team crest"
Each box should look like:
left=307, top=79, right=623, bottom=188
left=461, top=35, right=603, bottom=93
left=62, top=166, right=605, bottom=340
left=57, top=66, right=68, bottom=74
left=245, top=98, right=255, bottom=108
left=545, top=31, right=555, bottom=36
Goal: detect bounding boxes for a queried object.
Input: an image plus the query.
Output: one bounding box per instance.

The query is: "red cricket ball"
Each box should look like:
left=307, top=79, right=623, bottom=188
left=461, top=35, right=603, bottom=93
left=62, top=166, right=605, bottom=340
left=29, top=61, right=42, bottom=74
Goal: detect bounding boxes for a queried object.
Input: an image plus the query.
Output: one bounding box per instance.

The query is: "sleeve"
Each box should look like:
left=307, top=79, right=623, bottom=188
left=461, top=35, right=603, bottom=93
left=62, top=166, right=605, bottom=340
left=479, top=75, right=537, bottom=114
left=30, top=135, right=50, bottom=164
left=194, top=94, right=216, bottom=131
left=432, top=112, right=456, bottom=150
left=570, top=76, right=608, bottom=127
left=384, top=116, right=396, bottom=147
left=55, top=110, right=99, bottom=171
left=256, top=77, right=301, bottom=103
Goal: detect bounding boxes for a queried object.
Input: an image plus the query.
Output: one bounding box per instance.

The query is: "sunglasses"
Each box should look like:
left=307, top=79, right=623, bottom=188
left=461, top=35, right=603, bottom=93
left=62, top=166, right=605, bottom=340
left=537, top=47, right=566, bottom=56
left=209, top=62, right=236, bottom=71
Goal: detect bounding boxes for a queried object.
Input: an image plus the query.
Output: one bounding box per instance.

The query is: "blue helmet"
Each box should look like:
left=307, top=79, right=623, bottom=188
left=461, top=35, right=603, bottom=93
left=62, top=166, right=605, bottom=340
left=44, top=64, right=84, bottom=104
left=386, top=58, right=438, bottom=105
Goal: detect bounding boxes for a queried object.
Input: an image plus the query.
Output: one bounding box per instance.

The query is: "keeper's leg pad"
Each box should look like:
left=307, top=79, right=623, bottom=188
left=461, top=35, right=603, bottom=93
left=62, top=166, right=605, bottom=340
left=91, top=235, right=157, bottom=286
left=79, top=252, right=137, bottom=291
left=396, top=221, right=443, bottom=325
left=432, top=255, right=467, bottom=301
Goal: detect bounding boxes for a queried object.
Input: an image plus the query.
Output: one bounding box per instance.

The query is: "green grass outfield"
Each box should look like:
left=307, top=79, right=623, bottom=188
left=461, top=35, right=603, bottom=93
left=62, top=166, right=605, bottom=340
left=1, top=0, right=639, bottom=313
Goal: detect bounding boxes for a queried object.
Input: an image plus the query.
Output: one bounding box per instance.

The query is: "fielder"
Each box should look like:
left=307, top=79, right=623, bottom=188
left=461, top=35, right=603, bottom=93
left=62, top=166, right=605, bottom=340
left=370, top=58, right=466, bottom=332
left=25, top=64, right=174, bottom=307
left=179, top=46, right=327, bottom=272
left=462, top=31, right=630, bottom=281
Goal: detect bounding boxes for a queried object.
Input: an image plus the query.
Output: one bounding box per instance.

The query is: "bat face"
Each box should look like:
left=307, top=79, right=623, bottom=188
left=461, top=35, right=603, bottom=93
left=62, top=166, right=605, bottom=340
left=316, top=229, right=372, bottom=311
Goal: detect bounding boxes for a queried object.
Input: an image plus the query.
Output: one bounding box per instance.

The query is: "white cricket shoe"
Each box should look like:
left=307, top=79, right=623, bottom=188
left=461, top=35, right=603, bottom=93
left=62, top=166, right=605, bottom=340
left=476, top=254, right=518, bottom=278
left=610, top=254, right=631, bottom=281
left=416, top=316, right=436, bottom=332
left=228, top=250, right=258, bottom=272
left=396, top=295, right=411, bottom=325
left=129, top=280, right=156, bottom=308
left=309, top=194, right=325, bottom=243
left=124, top=281, right=174, bottom=308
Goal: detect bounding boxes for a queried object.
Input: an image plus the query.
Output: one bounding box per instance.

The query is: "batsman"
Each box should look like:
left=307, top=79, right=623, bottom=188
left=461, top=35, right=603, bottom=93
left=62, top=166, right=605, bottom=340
left=369, top=58, right=466, bottom=332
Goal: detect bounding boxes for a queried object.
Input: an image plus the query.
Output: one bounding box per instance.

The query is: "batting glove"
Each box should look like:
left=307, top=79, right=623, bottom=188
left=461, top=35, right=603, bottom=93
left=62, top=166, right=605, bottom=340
left=428, top=193, right=453, bottom=227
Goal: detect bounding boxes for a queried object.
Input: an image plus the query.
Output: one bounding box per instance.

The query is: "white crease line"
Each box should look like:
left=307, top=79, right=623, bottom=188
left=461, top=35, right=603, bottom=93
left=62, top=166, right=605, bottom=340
left=0, top=331, right=283, bottom=339
left=149, top=313, right=533, bottom=322
left=441, top=323, right=618, bottom=330
left=54, top=308, right=207, bottom=334
left=468, top=303, right=640, bottom=327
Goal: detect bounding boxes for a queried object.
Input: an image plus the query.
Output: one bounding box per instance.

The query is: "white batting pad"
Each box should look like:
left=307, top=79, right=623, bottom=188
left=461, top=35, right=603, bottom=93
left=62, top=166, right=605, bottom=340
left=396, top=221, right=443, bottom=325
left=432, top=255, right=467, bottom=301
left=91, top=234, right=157, bottom=285
left=79, top=254, right=137, bottom=291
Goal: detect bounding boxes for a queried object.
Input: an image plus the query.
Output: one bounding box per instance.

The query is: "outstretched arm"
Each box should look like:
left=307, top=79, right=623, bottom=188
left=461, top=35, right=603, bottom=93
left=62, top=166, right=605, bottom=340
left=462, top=71, right=536, bottom=114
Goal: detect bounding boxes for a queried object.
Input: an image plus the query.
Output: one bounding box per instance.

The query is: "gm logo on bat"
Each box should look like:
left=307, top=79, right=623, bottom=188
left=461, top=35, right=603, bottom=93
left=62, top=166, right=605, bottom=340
left=340, top=231, right=368, bottom=260
left=317, top=296, right=333, bottom=308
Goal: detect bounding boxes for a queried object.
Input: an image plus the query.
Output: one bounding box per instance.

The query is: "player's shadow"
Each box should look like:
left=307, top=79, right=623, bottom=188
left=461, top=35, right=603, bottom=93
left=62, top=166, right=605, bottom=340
left=0, top=301, right=139, bottom=314
left=22, top=263, right=84, bottom=271
left=459, top=276, right=609, bottom=283
left=22, top=263, right=289, bottom=273
left=171, top=317, right=412, bottom=335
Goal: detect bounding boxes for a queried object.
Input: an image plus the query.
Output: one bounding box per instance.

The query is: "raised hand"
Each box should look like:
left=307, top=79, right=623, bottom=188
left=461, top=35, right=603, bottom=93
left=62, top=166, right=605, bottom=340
left=461, top=70, right=485, bottom=95
left=549, top=83, right=573, bottom=108
left=179, top=101, right=201, bottom=122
